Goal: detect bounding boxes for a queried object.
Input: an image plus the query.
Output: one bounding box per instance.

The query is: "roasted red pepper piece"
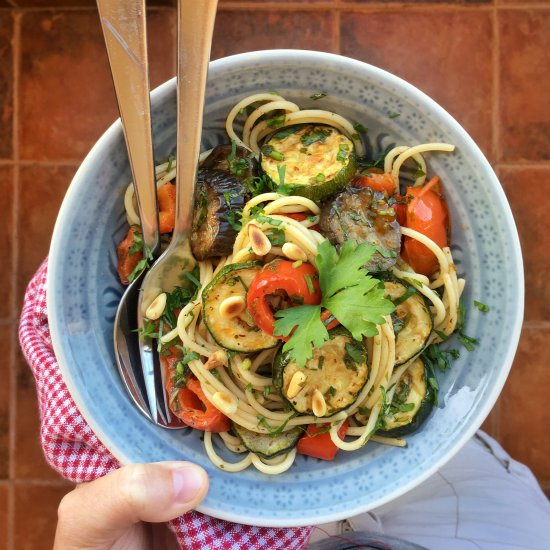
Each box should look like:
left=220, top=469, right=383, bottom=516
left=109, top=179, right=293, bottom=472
left=282, top=212, right=320, bottom=231
left=162, top=351, right=230, bottom=432
left=402, top=176, right=449, bottom=276
left=116, top=226, right=143, bottom=285
left=246, top=259, right=322, bottom=338
left=353, top=172, right=396, bottom=195
left=297, top=420, right=350, bottom=461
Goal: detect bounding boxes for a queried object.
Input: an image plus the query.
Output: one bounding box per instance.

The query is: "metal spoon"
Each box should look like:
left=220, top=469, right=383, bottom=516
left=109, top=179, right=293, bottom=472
left=97, top=0, right=160, bottom=421
left=137, top=0, right=218, bottom=427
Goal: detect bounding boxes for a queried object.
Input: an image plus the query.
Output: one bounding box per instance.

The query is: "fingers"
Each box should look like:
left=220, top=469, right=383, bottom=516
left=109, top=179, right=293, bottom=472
left=54, top=462, right=208, bottom=548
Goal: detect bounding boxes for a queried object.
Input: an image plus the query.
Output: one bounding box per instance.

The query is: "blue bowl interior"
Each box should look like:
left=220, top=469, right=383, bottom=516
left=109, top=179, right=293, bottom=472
left=48, top=51, right=522, bottom=526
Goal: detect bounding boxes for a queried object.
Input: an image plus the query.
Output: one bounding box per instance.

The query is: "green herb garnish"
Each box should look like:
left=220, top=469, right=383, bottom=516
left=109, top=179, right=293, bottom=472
left=310, top=92, right=327, bottom=100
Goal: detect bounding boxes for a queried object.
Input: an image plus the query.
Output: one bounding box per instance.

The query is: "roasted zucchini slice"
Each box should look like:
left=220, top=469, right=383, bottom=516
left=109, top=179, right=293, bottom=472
left=260, top=124, right=356, bottom=201
left=202, top=262, right=278, bottom=352
left=232, top=422, right=302, bottom=459
left=385, top=280, right=432, bottom=365
left=273, top=327, right=369, bottom=416
left=378, top=357, right=434, bottom=437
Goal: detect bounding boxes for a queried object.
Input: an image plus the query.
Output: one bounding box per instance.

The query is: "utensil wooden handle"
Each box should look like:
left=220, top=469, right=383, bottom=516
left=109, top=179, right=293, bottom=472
left=97, top=0, right=159, bottom=254
left=174, top=0, right=218, bottom=237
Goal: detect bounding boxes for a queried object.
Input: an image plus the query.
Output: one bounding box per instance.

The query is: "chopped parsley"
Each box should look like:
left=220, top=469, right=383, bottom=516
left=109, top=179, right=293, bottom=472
left=243, top=174, right=278, bottom=196
left=261, top=144, right=284, bottom=161
left=266, top=228, right=286, bottom=246
left=272, top=126, right=301, bottom=140
left=255, top=215, right=283, bottom=227
left=412, top=158, right=426, bottom=180
left=353, top=122, right=368, bottom=134
left=227, top=210, right=243, bottom=232
left=165, top=154, right=175, bottom=173
left=227, top=140, right=249, bottom=177
left=336, top=143, right=350, bottom=163
left=257, top=413, right=296, bottom=437
left=422, top=343, right=460, bottom=375
left=184, top=270, right=201, bottom=289
left=276, top=164, right=293, bottom=195
left=391, top=285, right=416, bottom=307
left=345, top=342, right=365, bottom=364
left=388, top=111, right=401, bottom=119
left=474, top=300, right=489, bottom=313
left=136, top=320, right=158, bottom=339
left=304, top=273, right=315, bottom=295
left=310, top=91, right=327, bottom=100
left=161, top=274, right=200, bottom=328
left=357, top=143, right=395, bottom=170
left=300, top=127, right=331, bottom=146
left=127, top=242, right=153, bottom=283
left=128, top=227, right=144, bottom=256
left=456, top=302, right=480, bottom=351
left=265, top=114, right=286, bottom=129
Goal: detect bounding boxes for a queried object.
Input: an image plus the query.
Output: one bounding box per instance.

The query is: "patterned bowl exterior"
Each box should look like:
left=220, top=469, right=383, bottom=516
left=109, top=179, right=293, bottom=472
left=48, top=50, right=523, bottom=527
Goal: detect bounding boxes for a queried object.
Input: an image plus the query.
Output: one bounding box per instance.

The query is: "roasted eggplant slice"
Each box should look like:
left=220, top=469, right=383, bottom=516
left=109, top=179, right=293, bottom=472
left=201, top=143, right=257, bottom=180
left=190, top=169, right=246, bottom=260
left=378, top=357, right=434, bottom=437
left=273, top=327, right=369, bottom=417
left=191, top=145, right=256, bottom=260
left=202, top=262, right=279, bottom=353
left=319, top=185, right=401, bottom=272
left=232, top=422, right=302, bottom=459
left=260, top=124, right=356, bottom=200
left=385, top=279, right=433, bottom=365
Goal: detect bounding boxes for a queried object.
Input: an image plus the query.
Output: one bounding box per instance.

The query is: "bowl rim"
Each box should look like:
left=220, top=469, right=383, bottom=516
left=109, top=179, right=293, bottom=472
left=47, top=49, right=524, bottom=526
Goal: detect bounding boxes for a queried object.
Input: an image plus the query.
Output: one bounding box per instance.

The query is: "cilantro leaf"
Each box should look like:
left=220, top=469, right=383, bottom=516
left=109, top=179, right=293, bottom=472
left=316, top=240, right=394, bottom=341
left=273, top=305, right=328, bottom=367
left=272, top=241, right=394, bottom=366
left=316, top=240, right=376, bottom=298
left=324, top=281, right=392, bottom=340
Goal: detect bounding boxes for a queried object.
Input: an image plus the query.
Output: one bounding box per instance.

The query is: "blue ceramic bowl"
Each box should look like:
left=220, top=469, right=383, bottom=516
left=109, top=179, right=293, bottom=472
left=48, top=50, right=523, bottom=527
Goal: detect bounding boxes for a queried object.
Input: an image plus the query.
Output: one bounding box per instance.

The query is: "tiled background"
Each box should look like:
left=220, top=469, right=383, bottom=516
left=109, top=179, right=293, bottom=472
left=0, top=0, right=549, bottom=548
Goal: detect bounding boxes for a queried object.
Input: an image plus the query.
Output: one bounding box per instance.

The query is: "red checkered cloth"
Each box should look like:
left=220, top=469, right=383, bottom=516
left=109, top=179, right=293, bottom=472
left=19, top=259, right=313, bottom=549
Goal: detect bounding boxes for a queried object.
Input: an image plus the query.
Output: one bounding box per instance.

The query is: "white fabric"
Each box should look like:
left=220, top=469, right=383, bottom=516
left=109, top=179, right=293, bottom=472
left=310, top=432, right=550, bottom=549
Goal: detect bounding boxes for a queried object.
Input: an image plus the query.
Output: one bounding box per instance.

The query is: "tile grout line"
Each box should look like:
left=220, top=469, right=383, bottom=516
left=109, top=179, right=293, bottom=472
left=220, top=3, right=495, bottom=12
left=333, top=0, right=341, bottom=54
left=3, top=4, right=177, bottom=13
left=521, top=321, right=550, bottom=330
left=491, top=5, right=499, bottom=165
left=0, top=479, right=73, bottom=487
left=490, top=5, right=501, bottom=441
left=8, top=10, right=21, bottom=550
left=0, top=159, right=83, bottom=167
left=496, top=162, right=550, bottom=169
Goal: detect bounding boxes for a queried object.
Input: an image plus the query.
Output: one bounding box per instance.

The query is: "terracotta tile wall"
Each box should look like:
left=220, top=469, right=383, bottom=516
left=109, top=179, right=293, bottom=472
left=0, top=1, right=548, bottom=548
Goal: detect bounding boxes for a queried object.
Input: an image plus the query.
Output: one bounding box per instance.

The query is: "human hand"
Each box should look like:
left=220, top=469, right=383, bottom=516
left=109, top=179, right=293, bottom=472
left=54, top=462, right=209, bottom=550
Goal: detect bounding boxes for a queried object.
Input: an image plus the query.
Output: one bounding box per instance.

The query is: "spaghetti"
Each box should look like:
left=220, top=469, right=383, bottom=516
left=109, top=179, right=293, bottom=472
left=118, top=92, right=464, bottom=475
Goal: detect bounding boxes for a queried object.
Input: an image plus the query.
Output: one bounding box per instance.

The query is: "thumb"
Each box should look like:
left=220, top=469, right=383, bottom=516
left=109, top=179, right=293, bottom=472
left=55, top=462, right=208, bottom=547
